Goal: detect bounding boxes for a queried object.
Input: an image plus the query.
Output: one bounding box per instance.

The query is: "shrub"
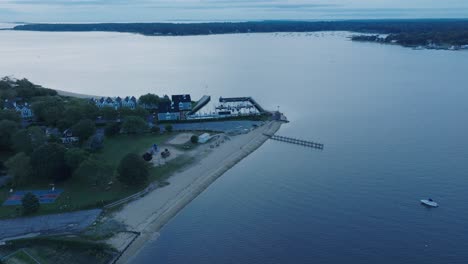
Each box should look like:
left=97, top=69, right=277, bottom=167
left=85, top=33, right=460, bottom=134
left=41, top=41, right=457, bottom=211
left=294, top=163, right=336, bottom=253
left=150, top=126, right=161, bottom=134
left=117, top=153, right=149, bottom=186
left=31, top=143, right=70, bottom=181
left=121, top=116, right=148, bottom=134
left=22, top=192, right=40, bottom=215
left=65, top=148, right=89, bottom=172
left=71, top=119, right=96, bottom=141
left=5, top=152, right=32, bottom=186
left=165, top=124, right=173, bottom=133
left=105, top=122, right=121, bottom=137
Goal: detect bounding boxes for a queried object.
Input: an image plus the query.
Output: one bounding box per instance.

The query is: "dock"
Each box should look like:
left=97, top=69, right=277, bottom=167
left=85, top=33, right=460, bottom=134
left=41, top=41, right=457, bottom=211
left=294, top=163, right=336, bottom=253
left=264, top=134, right=324, bottom=150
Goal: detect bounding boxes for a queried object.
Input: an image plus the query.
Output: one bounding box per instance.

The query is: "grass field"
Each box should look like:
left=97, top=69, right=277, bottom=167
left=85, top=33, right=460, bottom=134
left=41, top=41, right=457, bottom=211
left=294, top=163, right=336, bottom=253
left=3, top=237, right=115, bottom=264
left=3, top=249, right=38, bottom=264
left=0, top=133, right=193, bottom=219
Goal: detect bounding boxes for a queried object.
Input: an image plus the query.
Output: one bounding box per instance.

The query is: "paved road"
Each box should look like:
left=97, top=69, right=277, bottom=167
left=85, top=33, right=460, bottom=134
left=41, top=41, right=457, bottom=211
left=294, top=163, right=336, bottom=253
left=0, top=209, right=101, bottom=241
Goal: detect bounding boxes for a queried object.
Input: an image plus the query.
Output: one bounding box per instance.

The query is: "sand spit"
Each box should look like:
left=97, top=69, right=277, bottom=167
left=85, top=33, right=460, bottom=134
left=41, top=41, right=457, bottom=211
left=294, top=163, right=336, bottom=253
left=112, top=121, right=282, bottom=263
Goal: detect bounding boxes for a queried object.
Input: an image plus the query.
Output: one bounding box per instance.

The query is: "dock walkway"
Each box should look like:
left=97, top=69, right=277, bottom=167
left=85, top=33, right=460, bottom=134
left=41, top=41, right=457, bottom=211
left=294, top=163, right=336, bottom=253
left=264, top=134, right=324, bottom=150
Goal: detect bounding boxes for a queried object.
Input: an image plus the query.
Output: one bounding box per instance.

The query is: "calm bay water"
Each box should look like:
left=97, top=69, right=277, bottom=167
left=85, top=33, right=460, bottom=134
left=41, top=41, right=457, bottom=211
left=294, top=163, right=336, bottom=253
left=1, top=31, right=468, bottom=263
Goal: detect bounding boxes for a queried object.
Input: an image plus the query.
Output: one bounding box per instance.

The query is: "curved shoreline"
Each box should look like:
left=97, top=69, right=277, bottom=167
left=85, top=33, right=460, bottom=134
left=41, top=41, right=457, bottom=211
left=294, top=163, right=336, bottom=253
left=113, top=121, right=282, bottom=263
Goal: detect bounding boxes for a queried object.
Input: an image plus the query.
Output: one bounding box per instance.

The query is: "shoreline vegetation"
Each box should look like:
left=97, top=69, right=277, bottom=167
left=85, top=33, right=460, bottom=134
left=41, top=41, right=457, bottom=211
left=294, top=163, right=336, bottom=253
left=10, top=19, right=468, bottom=50
left=0, top=77, right=284, bottom=263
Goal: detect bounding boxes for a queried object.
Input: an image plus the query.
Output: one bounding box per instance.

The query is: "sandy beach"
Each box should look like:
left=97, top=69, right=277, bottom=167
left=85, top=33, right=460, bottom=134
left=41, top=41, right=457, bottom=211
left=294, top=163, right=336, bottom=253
left=112, top=120, right=282, bottom=263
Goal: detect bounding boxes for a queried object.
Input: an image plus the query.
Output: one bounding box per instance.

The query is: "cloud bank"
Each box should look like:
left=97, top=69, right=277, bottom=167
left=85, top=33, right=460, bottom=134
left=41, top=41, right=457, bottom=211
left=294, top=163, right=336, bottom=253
left=1, top=0, right=467, bottom=22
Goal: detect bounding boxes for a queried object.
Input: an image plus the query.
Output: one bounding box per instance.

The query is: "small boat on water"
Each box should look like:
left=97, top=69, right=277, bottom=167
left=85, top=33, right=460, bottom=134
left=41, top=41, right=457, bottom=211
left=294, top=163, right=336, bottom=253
left=421, top=198, right=439, bottom=207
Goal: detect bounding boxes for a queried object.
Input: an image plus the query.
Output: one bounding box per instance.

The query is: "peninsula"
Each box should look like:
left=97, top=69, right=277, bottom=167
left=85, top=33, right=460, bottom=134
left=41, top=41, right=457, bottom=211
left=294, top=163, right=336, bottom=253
left=0, top=77, right=285, bottom=263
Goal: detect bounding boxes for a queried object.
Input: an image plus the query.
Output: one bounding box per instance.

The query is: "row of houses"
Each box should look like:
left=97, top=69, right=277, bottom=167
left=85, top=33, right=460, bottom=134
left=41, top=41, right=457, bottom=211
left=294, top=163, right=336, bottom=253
left=90, top=94, right=193, bottom=121
left=3, top=99, right=34, bottom=118
left=90, top=96, right=138, bottom=110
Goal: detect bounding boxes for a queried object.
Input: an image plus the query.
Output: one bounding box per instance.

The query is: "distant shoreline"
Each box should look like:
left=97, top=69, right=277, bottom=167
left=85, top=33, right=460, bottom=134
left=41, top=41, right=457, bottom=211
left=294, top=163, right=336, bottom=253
left=10, top=20, right=468, bottom=50
left=55, top=89, right=98, bottom=98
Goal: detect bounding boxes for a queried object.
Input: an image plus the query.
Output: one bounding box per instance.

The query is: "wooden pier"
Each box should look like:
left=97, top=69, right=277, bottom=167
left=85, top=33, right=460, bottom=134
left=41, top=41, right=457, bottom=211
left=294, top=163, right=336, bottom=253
left=264, top=134, right=324, bottom=150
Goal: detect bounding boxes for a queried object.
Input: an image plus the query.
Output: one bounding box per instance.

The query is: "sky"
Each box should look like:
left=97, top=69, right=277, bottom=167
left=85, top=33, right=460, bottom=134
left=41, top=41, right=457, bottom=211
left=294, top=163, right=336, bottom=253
left=1, top=0, right=468, bottom=23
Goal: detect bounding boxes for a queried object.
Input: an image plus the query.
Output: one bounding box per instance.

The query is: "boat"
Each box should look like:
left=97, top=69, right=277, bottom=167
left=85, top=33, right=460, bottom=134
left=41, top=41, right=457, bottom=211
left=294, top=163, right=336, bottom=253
left=421, top=198, right=438, bottom=207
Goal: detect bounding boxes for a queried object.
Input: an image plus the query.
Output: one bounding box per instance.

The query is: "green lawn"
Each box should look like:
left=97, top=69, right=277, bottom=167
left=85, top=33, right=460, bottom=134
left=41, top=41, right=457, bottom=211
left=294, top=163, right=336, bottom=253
left=0, top=133, right=193, bottom=219
left=4, top=249, right=38, bottom=264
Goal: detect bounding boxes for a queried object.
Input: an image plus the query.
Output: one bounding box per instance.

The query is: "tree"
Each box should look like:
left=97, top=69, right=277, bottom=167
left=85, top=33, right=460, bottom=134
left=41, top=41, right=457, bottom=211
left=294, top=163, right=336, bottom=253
left=165, top=124, right=173, bottom=133
left=59, top=103, right=99, bottom=130
left=59, top=106, right=84, bottom=129
left=150, top=126, right=160, bottom=134
left=121, top=116, right=148, bottom=134
left=5, top=152, right=32, bottom=186
left=99, top=107, right=119, bottom=120
left=0, top=120, right=19, bottom=150
left=74, top=157, right=112, bottom=189
left=0, top=109, right=20, bottom=122
left=12, top=126, right=47, bottom=154
left=22, top=192, right=40, bottom=215
left=117, top=153, right=149, bottom=186
left=31, top=143, right=70, bottom=181
left=71, top=119, right=96, bottom=141
left=65, top=148, right=89, bottom=172
left=105, top=122, right=121, bottom=137
left=31, top=96, right=65, bottom=125
left=132, top=107, right=149, bottom=118
left=138, top=93, right=160, bottom=109
left=190, top=135, right=199, bottom=144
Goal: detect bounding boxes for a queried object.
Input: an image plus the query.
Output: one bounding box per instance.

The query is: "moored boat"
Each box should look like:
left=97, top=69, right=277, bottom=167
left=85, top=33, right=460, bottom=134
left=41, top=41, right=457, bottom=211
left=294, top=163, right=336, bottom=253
left=421, top=198, right=438, bottom=207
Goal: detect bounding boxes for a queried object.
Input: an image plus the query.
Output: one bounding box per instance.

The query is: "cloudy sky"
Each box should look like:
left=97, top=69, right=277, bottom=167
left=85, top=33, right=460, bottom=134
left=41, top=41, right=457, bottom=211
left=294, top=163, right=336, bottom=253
left=1, top=0, right=468, bottom=22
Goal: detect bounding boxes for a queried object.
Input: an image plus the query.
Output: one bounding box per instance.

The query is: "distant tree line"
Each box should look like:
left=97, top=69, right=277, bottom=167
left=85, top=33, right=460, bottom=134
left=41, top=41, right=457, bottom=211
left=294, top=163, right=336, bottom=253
left=13, top=20, right=468, bottom=46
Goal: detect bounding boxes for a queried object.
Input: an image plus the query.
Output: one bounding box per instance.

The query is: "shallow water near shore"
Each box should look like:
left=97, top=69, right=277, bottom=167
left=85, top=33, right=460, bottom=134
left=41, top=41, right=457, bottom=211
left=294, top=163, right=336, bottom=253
left=1, top=31, right=468, bottom=263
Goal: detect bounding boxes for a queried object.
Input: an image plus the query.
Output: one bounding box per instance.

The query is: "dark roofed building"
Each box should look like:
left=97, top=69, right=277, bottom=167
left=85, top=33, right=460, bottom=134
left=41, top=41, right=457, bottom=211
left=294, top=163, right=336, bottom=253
left=172, top=94, right=192, bottom=111
left=157, top=101, right=180, bottom=121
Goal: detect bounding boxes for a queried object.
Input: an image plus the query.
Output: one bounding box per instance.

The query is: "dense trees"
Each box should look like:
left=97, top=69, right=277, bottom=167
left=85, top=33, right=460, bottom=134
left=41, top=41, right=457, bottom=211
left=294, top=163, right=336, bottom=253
left=12, top=126, right=47, bottom=154
left=71, top=119, right=96, bottom=141
left=117, top=153, right=149, bottom=186
left=120, top=107, right=149, bottom=119
left=164, top=124, right=173, bottom=133
left=31, top=96, right=65, bottom=126
left=65, top=148, right=89, bottom=172
left=22, top=192, right=40, bottom=215
left=31, top=143, right=70, bottom=181
left=138, top=93, right=161, bottom=109
left=0, top=120, right=19, bottom=150
left=14, top=21, right=468, bottom=48
left=0, top=77, right=56, bottom=101
left=5, top=152, right=32, bottom=186
left=104, top=122, right=121, bottom=137
left=99, top=107, right=119, bottom=120
left=121, top=116, right=148, bottom=134
left=0, top=109, right=20, bottom=122
left=0, top=77, right=177, bottom=202
left=74, top=157, right=112, bottom=189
